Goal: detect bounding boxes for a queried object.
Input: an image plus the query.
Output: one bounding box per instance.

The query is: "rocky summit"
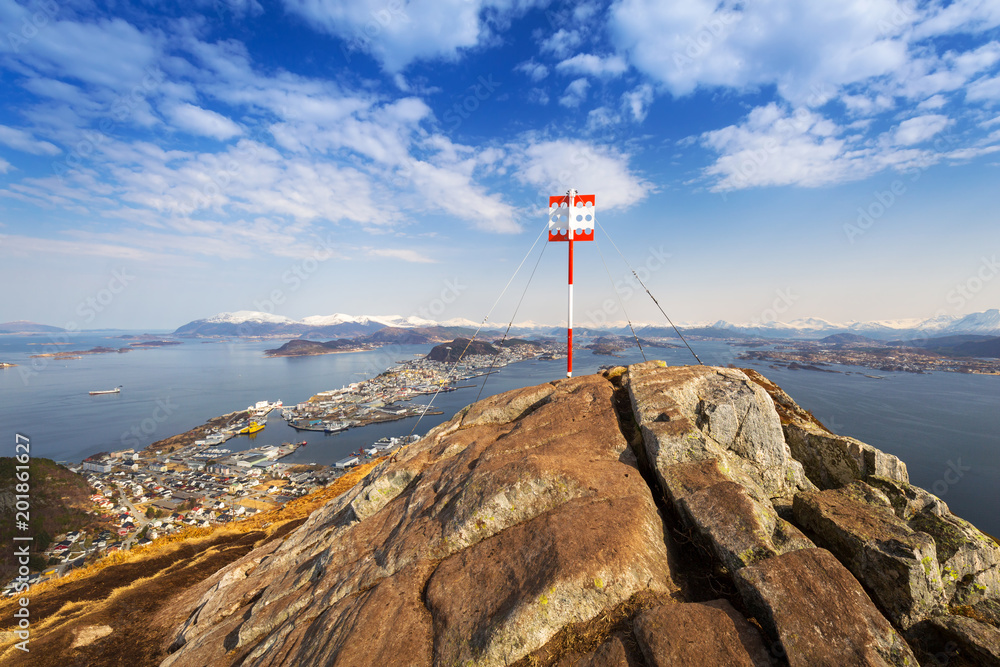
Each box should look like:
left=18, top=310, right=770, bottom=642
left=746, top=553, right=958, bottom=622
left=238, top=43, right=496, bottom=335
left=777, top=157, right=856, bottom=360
left=162, top=363, right=1000, bottom=666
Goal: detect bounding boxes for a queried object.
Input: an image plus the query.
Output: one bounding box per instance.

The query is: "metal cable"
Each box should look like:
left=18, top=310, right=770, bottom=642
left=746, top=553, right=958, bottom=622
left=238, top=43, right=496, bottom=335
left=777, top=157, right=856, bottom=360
left=407, top=219, right=551, bottom=437
left=595, top=237, right=646, bottom=363
left=595, top=219, right=702, bottom=365
left=474, top=239, right=549, bottom=404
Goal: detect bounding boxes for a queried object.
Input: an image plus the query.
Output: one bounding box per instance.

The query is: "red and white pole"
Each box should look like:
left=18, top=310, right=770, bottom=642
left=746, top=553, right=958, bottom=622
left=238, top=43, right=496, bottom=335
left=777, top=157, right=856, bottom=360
left=547, top=188, right=594, bottom=380
left=567, top=188, right=576, bottom=378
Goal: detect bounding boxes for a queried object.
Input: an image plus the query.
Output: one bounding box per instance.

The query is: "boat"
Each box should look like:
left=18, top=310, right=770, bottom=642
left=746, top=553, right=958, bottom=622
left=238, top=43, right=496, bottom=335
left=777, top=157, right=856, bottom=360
left=238, top=421, right=265, bottom=435
left=89, top=385, right=122, bottom=395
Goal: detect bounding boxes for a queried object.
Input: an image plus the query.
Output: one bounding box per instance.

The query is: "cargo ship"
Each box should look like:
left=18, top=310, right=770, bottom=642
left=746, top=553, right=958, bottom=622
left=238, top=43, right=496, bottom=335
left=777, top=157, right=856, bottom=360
left=89, top=386, right=122, bottom=395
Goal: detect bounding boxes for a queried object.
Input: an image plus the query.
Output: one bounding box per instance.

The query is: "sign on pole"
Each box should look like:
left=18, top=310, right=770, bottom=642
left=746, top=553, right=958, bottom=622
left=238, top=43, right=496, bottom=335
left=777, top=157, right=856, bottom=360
left=548, top=189, right=595, bottom=378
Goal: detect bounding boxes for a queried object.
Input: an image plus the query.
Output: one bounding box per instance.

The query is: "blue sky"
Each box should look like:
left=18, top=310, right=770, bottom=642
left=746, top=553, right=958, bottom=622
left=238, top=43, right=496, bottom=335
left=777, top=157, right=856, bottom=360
left=1, top=0, right=999, bottom=330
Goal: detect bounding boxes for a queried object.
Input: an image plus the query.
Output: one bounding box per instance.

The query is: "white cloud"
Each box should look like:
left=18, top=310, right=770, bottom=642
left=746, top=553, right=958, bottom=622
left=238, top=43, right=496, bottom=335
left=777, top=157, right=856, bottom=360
left=917, top=94, right=948, bottom=110
left=559, top=78, right=590, bottom=108
left=556, top=53, right=628, bottom=78
left=610, top=0, right=910, bottom=102
left=587, top=107, right=619, bottom=131
left=3, top=11, right=159, bottom=90
left=622, top=84, right=654, bottom=121
left=0, top=157, right=11, bottom=174
left=281, top=0, right=546, bottom=71
left=368, top=248, right=437, bottom=263
left=516, top=60, right=549, bottom=82
left=967, top=73, right=1000, bottom=101
left=527, top=88, right=550, bottom=105
left=539, top=28, right=583, bottom=59
left=166, top=103, right=243, bottom=140
left=0, top=125, right=61, bottom=155
left=891, top=114, right=952, bottom=146
left=912, top=0, right=1000, bottom=38
left=509, top=138, right=652, bottom=210
left=701, top=103, right=938, bottom=191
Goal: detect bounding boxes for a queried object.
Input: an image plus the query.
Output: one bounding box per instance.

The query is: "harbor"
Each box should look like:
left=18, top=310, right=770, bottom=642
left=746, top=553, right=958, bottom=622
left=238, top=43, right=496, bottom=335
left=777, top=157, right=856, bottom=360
left=281, top=341, right=553, bottom=433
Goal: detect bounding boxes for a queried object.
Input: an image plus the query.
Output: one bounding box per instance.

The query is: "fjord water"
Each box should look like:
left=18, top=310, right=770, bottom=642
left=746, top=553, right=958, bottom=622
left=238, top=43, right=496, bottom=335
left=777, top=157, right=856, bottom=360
left=1, top=332, right=998, bottom=537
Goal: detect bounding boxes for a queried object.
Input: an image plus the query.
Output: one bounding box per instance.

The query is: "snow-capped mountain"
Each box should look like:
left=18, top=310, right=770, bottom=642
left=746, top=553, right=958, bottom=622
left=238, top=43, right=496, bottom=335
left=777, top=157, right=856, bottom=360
left=203, top=310, right=298, bottom=325
left=708, top=310, right=998, bottom=340
left=174, top=308, right=1000, bottom=340
left=942, top=308, right=1000, bottom=334
left=174, top=311, right=479, bottom=337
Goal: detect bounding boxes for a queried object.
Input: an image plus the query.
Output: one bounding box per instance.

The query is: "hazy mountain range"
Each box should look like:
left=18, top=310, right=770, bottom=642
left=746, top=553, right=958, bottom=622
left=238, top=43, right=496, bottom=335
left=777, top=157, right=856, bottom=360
left=4, top=309, right=998, bottom=341
left=168, top=308, right=1000, bottom=341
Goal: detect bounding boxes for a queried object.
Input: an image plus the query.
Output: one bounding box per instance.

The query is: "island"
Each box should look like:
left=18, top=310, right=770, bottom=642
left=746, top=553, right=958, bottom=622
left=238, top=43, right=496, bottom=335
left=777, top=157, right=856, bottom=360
left=264, top=338, right=376, bottom=357
left=738, top=334, right=1000, bottom=375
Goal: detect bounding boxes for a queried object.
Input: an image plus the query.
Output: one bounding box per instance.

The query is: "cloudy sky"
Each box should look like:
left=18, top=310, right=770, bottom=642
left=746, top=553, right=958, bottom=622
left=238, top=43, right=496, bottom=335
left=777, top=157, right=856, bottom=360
left=1, top=0, right=998, bottom=330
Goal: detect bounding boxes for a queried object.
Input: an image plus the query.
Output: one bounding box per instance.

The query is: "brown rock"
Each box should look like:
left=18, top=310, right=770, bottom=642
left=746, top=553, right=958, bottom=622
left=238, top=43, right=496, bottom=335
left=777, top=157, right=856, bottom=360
left=632, top=600, right=773, bottom=666
left=867, top=476, right=1000, bottom=606
left=660, top=459, right=813, bottom=573
left=425, top=493, right=673, bottom=666
left=734, top=548, right=917, bottom=666
left=793, top=482, right=945, bottom=627
left=164, top=375, right=675, bottom=667
left=744, top=368, right=909, bottom=491
left=626, top=364, right=813, bottom=502
left=972, top=598, right=1000, bottom=627
left=908, top=614, right=1000, bottom=666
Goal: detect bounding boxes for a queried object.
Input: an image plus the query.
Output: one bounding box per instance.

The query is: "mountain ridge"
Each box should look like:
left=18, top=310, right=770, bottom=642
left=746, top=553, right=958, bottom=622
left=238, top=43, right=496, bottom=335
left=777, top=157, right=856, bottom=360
left=172, top=308, right=1000, bottom=340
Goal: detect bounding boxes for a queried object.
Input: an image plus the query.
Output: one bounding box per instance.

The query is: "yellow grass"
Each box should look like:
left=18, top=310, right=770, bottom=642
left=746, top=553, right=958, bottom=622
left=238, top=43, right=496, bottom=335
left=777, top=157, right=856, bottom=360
left=18, top=459, right=381, bottom=601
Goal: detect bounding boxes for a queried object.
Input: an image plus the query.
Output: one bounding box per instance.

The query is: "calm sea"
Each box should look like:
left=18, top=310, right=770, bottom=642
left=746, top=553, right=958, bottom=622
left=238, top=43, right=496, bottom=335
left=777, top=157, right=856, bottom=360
left=1, top=332, right=998, bottom=536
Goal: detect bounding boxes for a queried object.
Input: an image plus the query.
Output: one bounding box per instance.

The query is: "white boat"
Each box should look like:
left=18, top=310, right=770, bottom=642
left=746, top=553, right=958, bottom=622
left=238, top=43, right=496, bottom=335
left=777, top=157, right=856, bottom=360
left=89, top=385, right=122, bottom=395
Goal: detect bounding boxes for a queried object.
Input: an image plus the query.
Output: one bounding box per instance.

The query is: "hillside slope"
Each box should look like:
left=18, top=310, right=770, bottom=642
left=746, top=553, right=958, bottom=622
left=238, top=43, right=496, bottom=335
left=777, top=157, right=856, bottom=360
left=0, top=458, right=102, bottom=580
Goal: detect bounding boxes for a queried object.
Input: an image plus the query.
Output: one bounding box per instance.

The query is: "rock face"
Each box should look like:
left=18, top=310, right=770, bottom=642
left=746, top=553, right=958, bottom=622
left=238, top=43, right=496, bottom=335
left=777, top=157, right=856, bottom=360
left=161, top=364, right=1000, bottom=666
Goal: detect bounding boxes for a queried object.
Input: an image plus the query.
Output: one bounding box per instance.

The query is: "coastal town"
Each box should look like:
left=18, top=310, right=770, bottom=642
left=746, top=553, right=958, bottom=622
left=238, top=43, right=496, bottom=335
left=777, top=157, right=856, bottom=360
left=1, top=338, right=558, bottom=595
left=738, top=340, right=1000, bottom=375
left=283, top=339, right=557, bottom=432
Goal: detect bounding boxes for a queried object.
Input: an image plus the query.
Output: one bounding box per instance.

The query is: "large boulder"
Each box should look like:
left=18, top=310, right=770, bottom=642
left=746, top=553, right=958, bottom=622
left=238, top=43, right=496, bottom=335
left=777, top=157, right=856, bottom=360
left=632, top=600, right=773, bottom=666
left=793, top=482, right=945, bottom=627
left=907, top=614, right=1000, bottom=666
left=867, top=476, right=1000, bottom=606
left=742, top=368, right=908, bottom=489
left=661, top=459, right=813, bottom=573
left=164, top=375, right=676, bottom=667
left=734, top=548, right=917, bottom=666
left=627, top=364, right=813, bottom=502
